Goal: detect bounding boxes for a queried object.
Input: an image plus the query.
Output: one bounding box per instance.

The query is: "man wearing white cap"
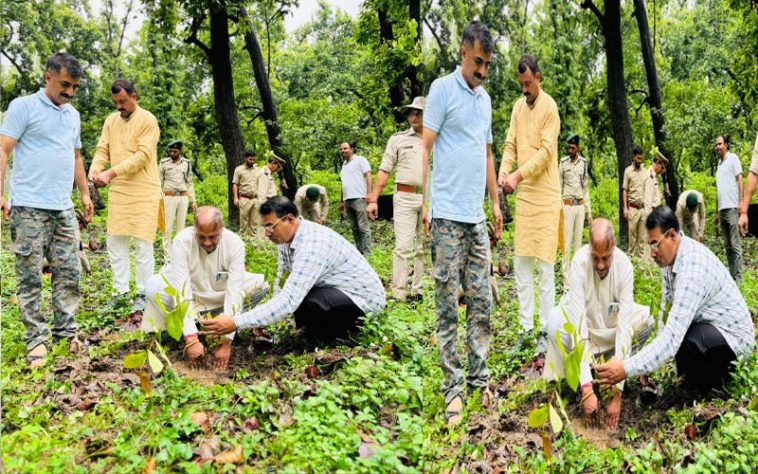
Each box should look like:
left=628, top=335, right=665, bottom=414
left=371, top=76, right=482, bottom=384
left=368, top=96, right=425, bottom=303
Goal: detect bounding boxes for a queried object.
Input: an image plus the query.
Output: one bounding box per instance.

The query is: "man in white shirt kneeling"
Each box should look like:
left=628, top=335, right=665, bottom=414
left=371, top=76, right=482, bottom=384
left=141, top=206, right=269, bottom=371
left=544, top=218, right=653, bottom=432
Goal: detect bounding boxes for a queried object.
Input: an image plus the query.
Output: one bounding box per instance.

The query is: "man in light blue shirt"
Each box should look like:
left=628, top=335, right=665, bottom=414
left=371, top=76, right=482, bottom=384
left=421, top=21, right=503, bottom=427
left=0, top=53, right=93, bottom=367
left=339, top=141, right=373, bottom=255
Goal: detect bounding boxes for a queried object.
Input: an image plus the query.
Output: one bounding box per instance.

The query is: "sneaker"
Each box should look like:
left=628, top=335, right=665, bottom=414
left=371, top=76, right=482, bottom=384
left=131, top=294, right=147, bottom=313
left=406, top=294, right=423, bottom=304
left=445, top=396, right=463, bottom=428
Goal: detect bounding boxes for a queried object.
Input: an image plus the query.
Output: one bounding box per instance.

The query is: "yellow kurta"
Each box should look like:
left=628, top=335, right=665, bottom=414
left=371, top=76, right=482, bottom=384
left=91, top=106, right=162, bottom=241
left=500, top=90, right=562, bottom=264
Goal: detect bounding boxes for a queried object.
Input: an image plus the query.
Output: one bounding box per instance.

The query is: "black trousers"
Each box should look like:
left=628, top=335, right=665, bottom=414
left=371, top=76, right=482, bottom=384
left=675, top=322, right=736, bottom=391
left=294, top=287, right=364, bottom=341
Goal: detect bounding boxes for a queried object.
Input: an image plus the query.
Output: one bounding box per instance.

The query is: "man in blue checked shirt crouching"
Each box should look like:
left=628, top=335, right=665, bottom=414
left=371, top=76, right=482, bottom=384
left=595, top=206, right=754, bottom=397
left=201, top=196, right=386, bottom=342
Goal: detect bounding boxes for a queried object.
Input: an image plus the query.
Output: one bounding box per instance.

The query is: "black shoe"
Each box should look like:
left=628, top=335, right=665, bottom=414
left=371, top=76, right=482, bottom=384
left=406, top=294, right=423, bottom=304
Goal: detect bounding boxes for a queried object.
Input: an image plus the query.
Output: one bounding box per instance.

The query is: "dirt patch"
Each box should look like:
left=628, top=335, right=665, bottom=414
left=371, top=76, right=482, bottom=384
left=465, top=411, right=542, bottom=472
left=173, top=360, right=231, bottom=385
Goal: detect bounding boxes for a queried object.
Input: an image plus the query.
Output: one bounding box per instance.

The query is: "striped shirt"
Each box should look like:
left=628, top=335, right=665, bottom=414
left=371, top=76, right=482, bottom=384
left=233, top=219, right=386, bottom=329
left=624, top=236, right=755, bottom=378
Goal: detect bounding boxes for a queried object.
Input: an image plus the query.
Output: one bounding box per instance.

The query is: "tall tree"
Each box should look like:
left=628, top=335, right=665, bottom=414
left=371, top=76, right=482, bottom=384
left=582, top=0, right=636, bottom=244
left=239, top=5, right=297, bottom=199
left=632, top=0, right=678, bottom=207
left=184, top=1, right=248, bottom=223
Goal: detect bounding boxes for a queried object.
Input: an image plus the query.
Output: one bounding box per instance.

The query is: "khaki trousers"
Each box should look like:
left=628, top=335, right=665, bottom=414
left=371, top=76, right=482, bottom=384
left=627, top=207, right=647, bottom=258
left=301, top=204, right=322, bottom=223
left=391, top=191, right=424, bottom=300
left=163, top=195, right=189, bottom=258
left=561, top=204, right=585, bottom=283
left=239, top=198, right=259, bottom=237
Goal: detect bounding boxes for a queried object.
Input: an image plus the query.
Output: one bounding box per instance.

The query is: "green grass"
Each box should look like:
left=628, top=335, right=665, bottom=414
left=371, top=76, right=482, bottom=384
left=2, top=173, right=757, bottom=472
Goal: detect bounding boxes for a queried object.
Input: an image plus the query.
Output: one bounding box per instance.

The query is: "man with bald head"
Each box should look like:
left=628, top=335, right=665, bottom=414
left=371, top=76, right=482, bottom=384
left=141, top=206, right=268, bottom=370
left=544, top=218, right=653, bottom=431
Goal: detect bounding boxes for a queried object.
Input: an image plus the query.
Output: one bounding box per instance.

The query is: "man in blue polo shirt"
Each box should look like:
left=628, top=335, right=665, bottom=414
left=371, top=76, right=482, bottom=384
left=0, top=53, right=94, bottom=368
left=421, top=21, right=503, bottom=427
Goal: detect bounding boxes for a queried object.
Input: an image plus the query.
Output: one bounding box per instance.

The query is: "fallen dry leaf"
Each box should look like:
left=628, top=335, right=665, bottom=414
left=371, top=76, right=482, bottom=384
left=357, top=430, right=373, bottom=443
left=305, top=365, right=318, bottom=379
left=77, top=398, right=97, bottom=411
left=9, top=295, right=18, bottom=305
left=190, top=412, right=211, bottom=433
left=358, top=442, right=378, bottom=459
left=195, top=437, right=219, bottom=463
left=213, top=445, right=243, bottom=464
left=278, top=404, right=294, bottom=428
left=138, top=371, right=151, bottom=395
left=685, top=424, right=697, bottom=441
left=242, top=417, right=260, bottom=433
left=143, top=457, right=156, bottom=474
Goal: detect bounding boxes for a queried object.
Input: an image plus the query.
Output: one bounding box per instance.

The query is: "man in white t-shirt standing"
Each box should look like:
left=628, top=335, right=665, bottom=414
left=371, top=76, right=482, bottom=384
left=714, top=135, right=743, bottom=282
left=339, top=142, right=373, bottom=255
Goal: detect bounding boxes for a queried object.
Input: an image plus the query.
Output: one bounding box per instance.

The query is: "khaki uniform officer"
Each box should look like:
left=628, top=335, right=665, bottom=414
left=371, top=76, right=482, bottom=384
left=159, top=140, right=197, bottom=258
left=676, top=190, right=706, bottom=242
left=643, top=148, right=667, bottom=213
left=252, top=154, right=285, bottom=239
left=367, top=96, right=425, bottom=303
left=232, top=150, right=259, bottom=236
left=294, top=184, right=329, bottom=224
left=622, top=146, right=647, bottom=258
left=559, top=134, right=592, bottom=283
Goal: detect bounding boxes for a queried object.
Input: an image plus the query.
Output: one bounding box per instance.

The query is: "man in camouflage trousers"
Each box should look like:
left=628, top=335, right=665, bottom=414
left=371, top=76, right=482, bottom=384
left=0, top=53, right=94, bottom=367
left=422, top=21, right=503, bottom=427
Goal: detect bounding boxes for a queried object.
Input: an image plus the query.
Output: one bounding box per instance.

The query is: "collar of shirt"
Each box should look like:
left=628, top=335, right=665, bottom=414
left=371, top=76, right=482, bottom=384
left=36, top=88, right=68, bottom=112
left=454, top=66, right=483, bottom=97
left=285, top=217, right=307, bottom=253
left=670, top=232, right=690, bottom=277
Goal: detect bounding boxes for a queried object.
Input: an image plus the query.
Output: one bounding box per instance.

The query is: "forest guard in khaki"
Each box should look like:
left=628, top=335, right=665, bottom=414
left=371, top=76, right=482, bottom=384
left=558, top=134, right=592, bottom=284
left=368, top=96, right=425, bottom=303
left=622, top=147, right=647, bottom=259
left=88, top=79, right=161, bottom=314
left=232, top=150, right=260, bottom=237
left=159, top=140, right=197, bottom=259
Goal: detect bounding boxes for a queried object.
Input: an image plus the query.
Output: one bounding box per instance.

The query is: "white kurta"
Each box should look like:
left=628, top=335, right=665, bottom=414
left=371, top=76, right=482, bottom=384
left=544, top=245, right=652, bottom=390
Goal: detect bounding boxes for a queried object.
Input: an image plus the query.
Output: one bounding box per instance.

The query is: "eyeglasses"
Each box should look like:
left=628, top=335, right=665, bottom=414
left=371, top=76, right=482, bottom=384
left=649, top=228, right=672, bottom=252
left=262, top=215, right=286, bottom=233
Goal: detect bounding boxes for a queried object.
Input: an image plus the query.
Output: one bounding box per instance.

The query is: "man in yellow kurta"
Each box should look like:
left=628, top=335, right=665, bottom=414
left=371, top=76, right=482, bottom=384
left=89, top=80, right=161, bottom=313
left=499, top=55, right=561, bottom=354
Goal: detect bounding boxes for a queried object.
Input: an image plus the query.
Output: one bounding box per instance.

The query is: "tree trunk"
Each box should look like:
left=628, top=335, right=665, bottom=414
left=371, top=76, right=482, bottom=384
left=206, top=3, right=246, bottom=225
left=377, top=5, right=406, bottom=125
left=240, top=7, right=297, bottom=199
left=582, top=0, right=636, bottom=246
left=633, top=0, right=679, bottom=207
left=405, top=0, right=423, bottom=98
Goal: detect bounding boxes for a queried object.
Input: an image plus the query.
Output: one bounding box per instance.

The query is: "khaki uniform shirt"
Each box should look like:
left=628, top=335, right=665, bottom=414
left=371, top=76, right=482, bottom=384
left=675, top=190, right=706, bottom=236
left=643, top=165, right=663, bottom=210
left=159, top=157, right=196, bottom=203
left=500, top=90, right=562, bottom=264
left=379, top=128, right=423, bottom=187
left=559, top=155, right=591, bottom=214
left=232, top=164, right=259, bottom=198
left=90, top=106, right=162, bottom=241
left=294, top=184, right=329, bottom=221
left=622, top=164, right=646, bottom=206
left=254, top=167, right=278, bottom=206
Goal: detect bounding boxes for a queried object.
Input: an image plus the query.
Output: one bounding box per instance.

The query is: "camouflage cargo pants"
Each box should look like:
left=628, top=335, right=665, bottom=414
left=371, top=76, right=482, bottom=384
left=431, top=218, right=491, bottom=404
left=10, top=206, right=80, bottom=350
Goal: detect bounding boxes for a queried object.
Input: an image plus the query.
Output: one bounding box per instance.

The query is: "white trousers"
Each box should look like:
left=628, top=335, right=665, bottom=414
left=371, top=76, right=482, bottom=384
left=141, top=272, right=269, bottom=334
left=514, top=255, right=555, bottom=332
left=107, top=234, right=154, bottom=295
